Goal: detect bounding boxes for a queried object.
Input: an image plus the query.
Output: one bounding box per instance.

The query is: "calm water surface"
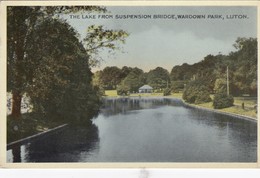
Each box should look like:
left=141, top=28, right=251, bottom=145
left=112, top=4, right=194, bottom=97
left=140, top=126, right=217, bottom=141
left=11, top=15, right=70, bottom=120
left=7, top=97, right=257, bottom=162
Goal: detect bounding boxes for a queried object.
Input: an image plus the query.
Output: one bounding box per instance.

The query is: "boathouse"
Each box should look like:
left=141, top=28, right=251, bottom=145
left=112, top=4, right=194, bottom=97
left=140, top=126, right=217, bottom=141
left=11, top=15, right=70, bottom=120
left=138, top=85, right=153, bottom=93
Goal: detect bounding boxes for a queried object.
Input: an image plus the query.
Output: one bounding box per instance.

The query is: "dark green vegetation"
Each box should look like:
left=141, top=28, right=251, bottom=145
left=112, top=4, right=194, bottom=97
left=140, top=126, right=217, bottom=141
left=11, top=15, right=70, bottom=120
left=7, top=6, right=128, bottom=142
left=96, top=37, right=257, bottom=111
left=7, top=113, right=64, bottom=143
left=172, top=38, right=257, bottom=97
left=182, top=80, right=212, bottom=104
left=213, top=92, right=234, bottom=109
left=94, top=66, right=171, bottom=95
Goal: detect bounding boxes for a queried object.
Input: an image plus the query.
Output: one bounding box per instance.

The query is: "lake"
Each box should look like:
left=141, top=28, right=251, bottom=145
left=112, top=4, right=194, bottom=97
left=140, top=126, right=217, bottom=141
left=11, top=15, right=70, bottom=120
left=7, top=97, right=257, bottom=162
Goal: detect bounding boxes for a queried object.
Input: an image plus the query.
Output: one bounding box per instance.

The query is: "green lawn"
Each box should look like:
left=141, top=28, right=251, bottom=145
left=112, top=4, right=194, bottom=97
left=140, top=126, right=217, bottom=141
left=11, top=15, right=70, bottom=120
left=104, top=90, right=118, bottom=97
left=195, top=101, right=257, bottom=119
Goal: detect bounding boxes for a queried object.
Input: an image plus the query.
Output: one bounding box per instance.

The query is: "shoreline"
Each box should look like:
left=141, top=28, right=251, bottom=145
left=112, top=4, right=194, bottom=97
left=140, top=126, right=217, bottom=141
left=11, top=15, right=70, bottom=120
left=7, top=124, right=68, bottom=150
left=103, top=95, right=257, bottom=122
left=181, top=100, right=257, bottom=122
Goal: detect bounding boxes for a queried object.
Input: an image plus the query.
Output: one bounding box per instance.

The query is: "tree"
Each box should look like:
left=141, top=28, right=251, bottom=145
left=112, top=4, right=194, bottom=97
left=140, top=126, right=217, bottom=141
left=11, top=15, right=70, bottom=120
left=170, top=63, right=193, bottom=81
left=163, top=88, right=171, bottom=96
left=171, top=80, right=187, bottom=93
left=182, top=80, right=212, bottom=104
left=92, top=71, right=105, bottom=95
left=83, top=25, right=129, bottom=67
left=117, top=68, right=144, bottom=93
left=99, top=66, right=123, bottom=90
left=117, top=84, right=130, bottom=96
left=24, top=19, right=101, bottom=124
left=7, top=6, right=129, bottom=119
left=170, top=38, right=257, bottom=97
left=147, top=67, right=170, bottom=91
left=7, top=6, right=106, bottom=119
left=232, top=38, right=257, bottom=96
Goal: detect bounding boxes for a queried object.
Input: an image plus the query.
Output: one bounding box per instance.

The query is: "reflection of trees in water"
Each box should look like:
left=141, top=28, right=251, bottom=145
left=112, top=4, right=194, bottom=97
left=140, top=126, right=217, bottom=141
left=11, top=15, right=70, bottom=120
left=101, top=97, right=184, bottom=116
left=12, top=145, right=21, bottom=162
left=12, top=123, right=100, bottom=162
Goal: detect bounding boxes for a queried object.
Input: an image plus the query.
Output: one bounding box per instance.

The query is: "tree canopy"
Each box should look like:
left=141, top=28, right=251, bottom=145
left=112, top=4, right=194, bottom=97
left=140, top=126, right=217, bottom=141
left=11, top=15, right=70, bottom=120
left=147, top=67, right=170, bottom=91
left=7, top=6, right=128, bottom=121
left=170, top=37, right=257, bottom=97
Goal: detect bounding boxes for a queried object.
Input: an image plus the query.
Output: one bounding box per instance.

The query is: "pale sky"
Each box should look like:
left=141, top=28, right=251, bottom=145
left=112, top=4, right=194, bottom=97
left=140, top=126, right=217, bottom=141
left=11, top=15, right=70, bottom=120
left=65, top=6, right=257, bottom=72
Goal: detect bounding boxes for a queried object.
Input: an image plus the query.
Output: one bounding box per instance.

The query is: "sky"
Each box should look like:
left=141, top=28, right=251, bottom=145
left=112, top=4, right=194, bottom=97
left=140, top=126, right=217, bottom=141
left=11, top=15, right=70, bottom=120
left=65, top=6, right=257, bottom=72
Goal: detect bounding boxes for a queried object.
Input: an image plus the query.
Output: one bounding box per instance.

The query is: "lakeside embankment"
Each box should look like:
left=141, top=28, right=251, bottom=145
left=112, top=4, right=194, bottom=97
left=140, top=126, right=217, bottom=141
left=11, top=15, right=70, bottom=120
left=104, top=90, right=257, bottom=121
left=7, top=90, right=257, bottom=144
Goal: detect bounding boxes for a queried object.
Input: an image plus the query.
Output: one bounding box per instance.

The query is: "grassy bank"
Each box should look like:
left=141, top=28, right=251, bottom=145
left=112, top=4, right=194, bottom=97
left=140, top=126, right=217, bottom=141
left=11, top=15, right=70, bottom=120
left=193, top=101, right=257, bottom=119
left=7, top=113, right=65, bottom=144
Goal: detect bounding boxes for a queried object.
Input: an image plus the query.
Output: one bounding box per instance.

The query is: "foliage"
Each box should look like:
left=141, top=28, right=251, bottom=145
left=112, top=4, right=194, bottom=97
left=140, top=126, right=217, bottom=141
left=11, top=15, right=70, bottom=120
left=92, top=71, right=105, bottom=96
left=99, top=66, right=123, bottom=90
left=170, top=38, right=257, bottom=97
left=117, top=84, right=130, bottom=96
left=163, top=88, right=172, bottom=96
left=83, top=25, right=129, bottom=67
left=170, top=63, right=193, bottom=81
left=147, top=67, right=170, bottom=90
left=7, top=6, right=128, bottom=120
left=24, top=19, right=101, bottom=124
left=213, top=92, right=234, bottom=109
left=118, top=68, right=145, bottom=93
left=171, top=80, right=187, bottom=93
left=182, top=80, right=212, bottom=104
left=213, top=78, right=227, bottom=93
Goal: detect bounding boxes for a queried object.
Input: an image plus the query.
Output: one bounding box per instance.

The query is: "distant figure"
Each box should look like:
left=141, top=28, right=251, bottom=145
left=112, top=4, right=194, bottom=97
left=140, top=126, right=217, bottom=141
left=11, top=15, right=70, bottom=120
left=242, top=102, right=245, bottom=110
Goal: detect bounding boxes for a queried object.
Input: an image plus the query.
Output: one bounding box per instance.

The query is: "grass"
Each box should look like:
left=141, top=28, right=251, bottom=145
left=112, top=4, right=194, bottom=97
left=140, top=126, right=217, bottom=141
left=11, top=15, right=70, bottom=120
left=7, top=113, right=64, bottom=144
left=104, top=90, right=118, bottom=97
left=188, top=97, right=257, bottom=119
left=233, top=97, right=257, bottom=107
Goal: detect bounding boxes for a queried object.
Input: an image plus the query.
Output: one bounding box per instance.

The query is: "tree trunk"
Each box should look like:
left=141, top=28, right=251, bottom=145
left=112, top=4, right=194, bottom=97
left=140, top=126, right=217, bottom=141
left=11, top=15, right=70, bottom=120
left=11, top=91, right=22, bottom=119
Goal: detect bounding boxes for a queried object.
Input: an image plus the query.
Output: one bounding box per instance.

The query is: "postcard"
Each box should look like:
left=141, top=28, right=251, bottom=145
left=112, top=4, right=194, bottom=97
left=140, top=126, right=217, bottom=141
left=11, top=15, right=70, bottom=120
left=0, top=0, right=259, bottom=168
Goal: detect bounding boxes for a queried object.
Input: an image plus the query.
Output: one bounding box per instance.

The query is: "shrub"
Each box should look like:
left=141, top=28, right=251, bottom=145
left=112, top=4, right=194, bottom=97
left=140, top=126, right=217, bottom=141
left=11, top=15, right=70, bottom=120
left=163, top=88, right=172, bottom=96
left=213, top=92, right=234, bottom=109
left=117, top=84, right=130, bottom=96
left=183, top=80, right=211, bottom=104
left=195, top=91, right=212, bottom=104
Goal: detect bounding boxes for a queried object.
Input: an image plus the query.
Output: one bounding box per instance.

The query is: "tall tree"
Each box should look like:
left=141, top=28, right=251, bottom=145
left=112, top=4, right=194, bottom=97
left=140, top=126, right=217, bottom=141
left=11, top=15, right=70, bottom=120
left=147, top=67, right=170, bottom=90
left=23, top=19, right=102, bottom=123
left=7, top=6, right=106, bottom=119
left=99, top=66, right=123, bottom=90
left=7, top=6, right=129, bottom=119
left=118, top=68, right=144, bottom=93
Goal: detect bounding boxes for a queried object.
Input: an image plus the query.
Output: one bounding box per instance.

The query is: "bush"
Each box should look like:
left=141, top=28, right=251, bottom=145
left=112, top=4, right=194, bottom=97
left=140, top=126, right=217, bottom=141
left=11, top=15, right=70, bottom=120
left=183, top=80, right=211, bottom=104
left=117, top=84, right=130, bottom=96
left=163, top=88, right=172, bottom=96
left=195, top=91, right=212, bottom=104
left=213, top=92, right=234, bottom=109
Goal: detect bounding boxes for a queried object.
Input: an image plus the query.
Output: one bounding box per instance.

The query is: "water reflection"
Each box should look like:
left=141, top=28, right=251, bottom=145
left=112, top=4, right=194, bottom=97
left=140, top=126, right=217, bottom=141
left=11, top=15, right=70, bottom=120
left=101, top=97, right=183, bottom=116
left=7, top=97, right=257, bottom=162
left=8, top=123, right=99, bottom=162
left=12, top=145, right=21, bottom=162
